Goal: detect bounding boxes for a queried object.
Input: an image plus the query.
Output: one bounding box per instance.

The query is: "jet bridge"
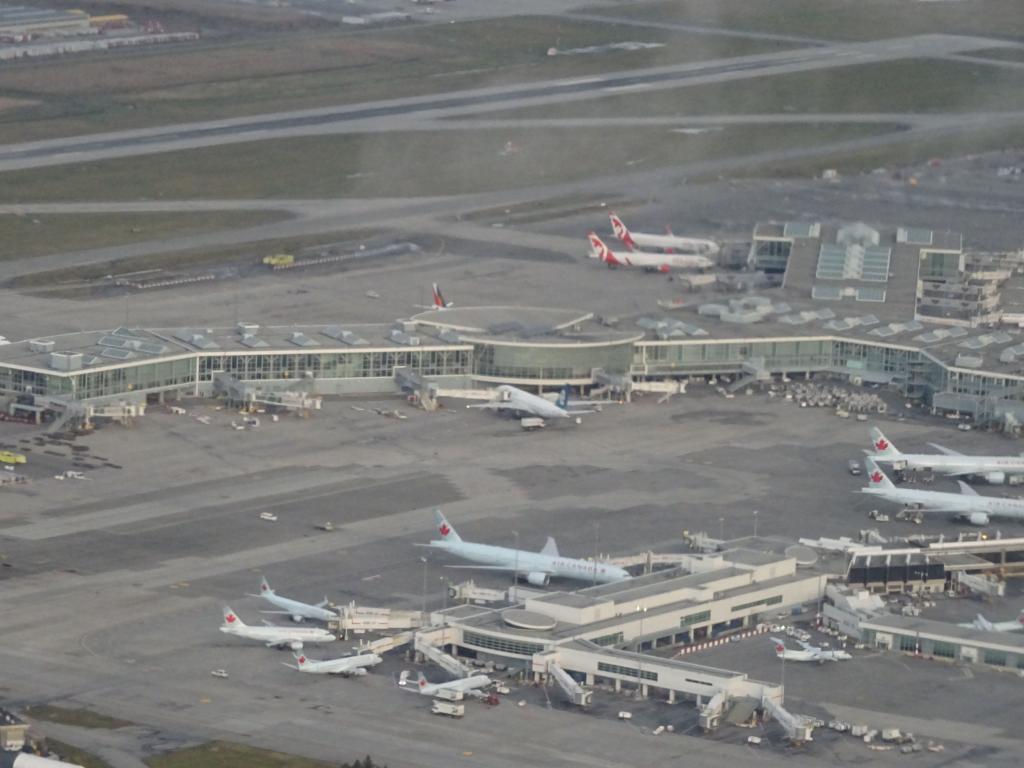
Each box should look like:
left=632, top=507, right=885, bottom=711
left=415, top=629, right=472, bottom=678
left=762, top=694, right=814, bottom=744
left=545, top=660, right=593, bottom=707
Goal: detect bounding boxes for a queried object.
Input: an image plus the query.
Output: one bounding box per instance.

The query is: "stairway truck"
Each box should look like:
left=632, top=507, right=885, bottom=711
left=434, top=687, right=465, bottom=702
left=431, top=701, right=465, bottom=718
left=520, top=417, right=545, bottom=430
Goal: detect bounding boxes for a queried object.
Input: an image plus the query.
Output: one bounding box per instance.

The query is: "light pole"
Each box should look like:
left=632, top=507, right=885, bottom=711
left=593, top=521, right=600, bottom=587
left=753, top=509, right=759, bottom=538
left=636, top=604, right=647, bottom=698
left=512, top=530, right=519, bottom=601
left=420, top=556, right=429, bottom=623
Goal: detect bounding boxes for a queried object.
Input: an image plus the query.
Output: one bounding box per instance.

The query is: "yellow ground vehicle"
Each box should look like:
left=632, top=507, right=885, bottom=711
left=0, top=450, right=27, bottom=464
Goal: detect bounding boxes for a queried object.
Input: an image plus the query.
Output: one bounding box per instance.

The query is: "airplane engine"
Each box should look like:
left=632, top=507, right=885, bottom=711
left=526, top=572, right=550, bottom=587
left=289, top=640, right=304, bottom=651
left=985, top=471, right=1006, bottom=485
left=291, top=614, right=305, bottom=623
left=351, top=668, right=368, bottom=676
left=967, top=512, right=990, bottom=526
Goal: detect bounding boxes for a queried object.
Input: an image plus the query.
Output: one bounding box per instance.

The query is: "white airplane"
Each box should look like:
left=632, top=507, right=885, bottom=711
left=286, top=651, right=383, bottom=676
left=957, top=610, right=1024, bottom=633
left=418, top=510, right=630, bottom=586
left=467, top=383, right=600, bottom=422
left=249, top=576, right=337, bottom=623
left=860, top=458, right=1024, bottom=526
left=771, top=637, right=852, bottom=663
left=868, top=427, right=1024, bottom=484
left=219, top=606, right=336, bottom=650
left=588, top=232, right=714, bottom=272
left=609, top=212, right=720, bottom=256
left=399, top=670, right=492, bottom=697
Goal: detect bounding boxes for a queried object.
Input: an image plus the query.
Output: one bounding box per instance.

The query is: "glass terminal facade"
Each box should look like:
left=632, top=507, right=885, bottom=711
left=3, top=335, right=1024, bottom=421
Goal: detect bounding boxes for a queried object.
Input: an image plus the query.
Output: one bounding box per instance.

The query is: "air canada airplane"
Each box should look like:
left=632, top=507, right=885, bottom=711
left=286, top=651, right=383, bottom=676
left=860, top=458, right=1024, bottom=526
left=417, top=510, right=630, bottom=586
left=868, top=427, right=1024, bottom=484
left=249, top=576, right=337, bottom=622
left=467, top=383, right=600, bottom=422
left=588, top=232, right=713, bottom=272
left=609, top=212, right=720, bottom=256
left=957, top=610, right=1024, bottom=633
left=219, top=606, right=336, bottom=650
left=771, top=637, right=851, bottom=663
left=399, top=670, right=492, bottom=696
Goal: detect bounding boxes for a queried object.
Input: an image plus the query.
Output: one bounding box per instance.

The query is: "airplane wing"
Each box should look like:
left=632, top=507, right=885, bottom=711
left=928, top=443, right=965, bottom=457
left=466, top=403, right=503, bottom=410
left=957, top=481, right=980, bottom=496
left=795, top=639, right=813, bottom=651
left=260, top=610, right=296, bottom=615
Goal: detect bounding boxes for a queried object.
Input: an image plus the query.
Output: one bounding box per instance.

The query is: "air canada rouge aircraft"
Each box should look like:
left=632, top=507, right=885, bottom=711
left=417, top=510, right=630, bottom=586
left=609, top=212, right=720, bottom=256
left=588, top=232, right=713, bottom=272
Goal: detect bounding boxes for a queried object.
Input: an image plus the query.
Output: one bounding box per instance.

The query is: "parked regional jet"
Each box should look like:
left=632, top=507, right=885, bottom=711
left=957, top=610, right=1024, bottom=633
left=588, top=232, right=714, bottom=272
left=249, top=576, right=337, bottom=622
left=466, top=384, right=599, bottom=422
left=609, top=213, right=720, bottom=256
left=868, top=427, right=1024, bottom=484
left=286, top=651, right=383, bottom=675
left=771, top=637, right=852, bottom=663
left=418, top=510, right=630, bottom=586
left=860, top=458, right=1024, bottom=526
left=219, top=606, right=336, bottom=650
left=399, top=670, right=492, bottom=696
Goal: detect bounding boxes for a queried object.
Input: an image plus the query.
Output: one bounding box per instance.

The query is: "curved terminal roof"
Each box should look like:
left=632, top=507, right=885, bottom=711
left=413, top=306, right=642, bottom=346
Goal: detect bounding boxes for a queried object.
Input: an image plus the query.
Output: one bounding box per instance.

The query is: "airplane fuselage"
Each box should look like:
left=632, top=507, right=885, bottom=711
left=263, top=592, right=337, bottom=622
left=861, top=486, right=1024, bottom=520
left=297, top=653, right=382, bottom=674
left=628, top=231, right=720, bottom=256
left=870, top=453, right=1024, bottom=477
left=427, top=539, right=628, bottom=584
left=220, top=625, right=335, bottom=645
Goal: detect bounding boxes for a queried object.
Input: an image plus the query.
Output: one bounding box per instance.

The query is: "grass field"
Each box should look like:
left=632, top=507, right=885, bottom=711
left=144, top=740, right=340, bottom=768
left=0, top=210, right=289, bottom=262
left=480, top=59, right=1024, bottom=120
left=701, top=123, right=1024, bottom=180
left=0, top=123, right=897, bottom=204
left=0, top=17, right=796, bottom=143
left=43, top=739, right=112, bottom=768
left=585, top=0, right=1024, bottom=42
left=25, top=705, right=134, bottom=729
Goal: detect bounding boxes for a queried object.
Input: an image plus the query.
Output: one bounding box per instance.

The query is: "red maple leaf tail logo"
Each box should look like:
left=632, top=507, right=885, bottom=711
left=298, top=656, right=306, bottom=665
left=439, top=523, right=451, bottom=537
left=876, top=439, right=888, bottom=451
left=871, top=471, right=883, bottom=483
left=226, top=614, right=236, bottom=623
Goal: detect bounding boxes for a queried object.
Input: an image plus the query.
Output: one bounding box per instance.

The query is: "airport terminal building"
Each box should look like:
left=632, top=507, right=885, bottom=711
left=2, top=221, right=1024, bottom=425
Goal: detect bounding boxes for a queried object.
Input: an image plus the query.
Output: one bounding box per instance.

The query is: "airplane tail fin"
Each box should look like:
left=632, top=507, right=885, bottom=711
left=417, top=671, right=429, bottom=690
left=769, top=637, right=786, bottom=654
left=260, top=575, right=273, bottom=596
left=865, top=458, right=895, bottom=490
left=432, top=282, right=451, bottom=309
left=608, top=213, right=635, bottom=250
left=588, top=232, right=620, bottom=265
left=293, top=651, right=309, bottom=668
left=540, top=536, right=559, bottom=558
left=222, top=606, right=246, bottom=627
left=870, top=427, right=899, bottom=457
left=556, top=383, right=571, bottom=410
left=434, top=509, right=462, bottom=543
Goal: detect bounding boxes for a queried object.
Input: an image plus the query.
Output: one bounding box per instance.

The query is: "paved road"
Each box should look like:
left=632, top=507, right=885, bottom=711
left=0, top=33, right=1013, bottom=172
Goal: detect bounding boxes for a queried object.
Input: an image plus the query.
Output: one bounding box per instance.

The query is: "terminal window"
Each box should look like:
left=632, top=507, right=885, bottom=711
left=898, top=635, right=918, bottom=653
left=931, top=641, right=956, bottom=659
left=680, top=610, right=711, bottom=628
left=983, top=650, right=1007, bottom=667
left=462, top=631, right=544, bottom=657
left=597, top=661, right=658, bottom=682
left=591, top=632, right=624, bottom=647
left=730, top=595, right=783, bottom=613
